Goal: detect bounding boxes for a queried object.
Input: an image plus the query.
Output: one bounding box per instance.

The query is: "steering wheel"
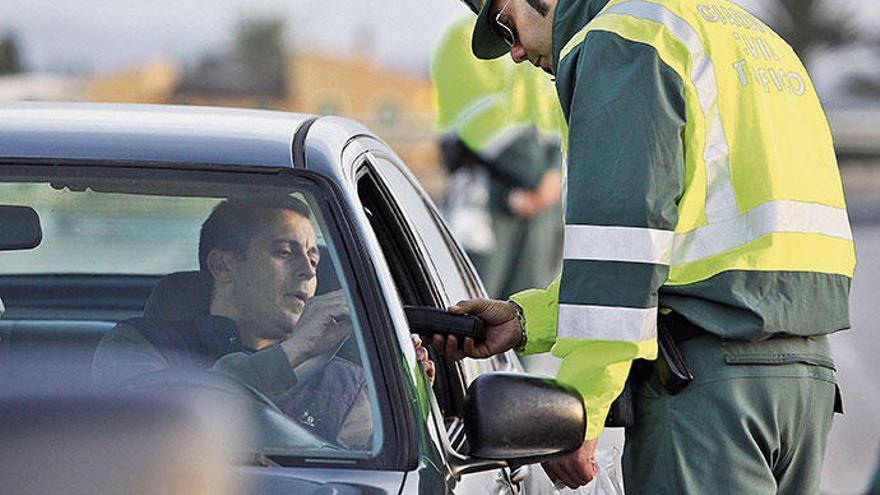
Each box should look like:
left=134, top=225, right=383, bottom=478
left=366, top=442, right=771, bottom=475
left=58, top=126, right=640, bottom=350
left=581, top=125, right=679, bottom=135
left=290, top=334, right=352, bottom=386
left=119, top=368, right=340, bottom=452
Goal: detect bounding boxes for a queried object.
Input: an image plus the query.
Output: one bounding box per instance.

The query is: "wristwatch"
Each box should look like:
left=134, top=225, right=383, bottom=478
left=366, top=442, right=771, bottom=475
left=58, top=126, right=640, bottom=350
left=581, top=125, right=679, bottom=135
left=508, top=300, right=528, bottom=353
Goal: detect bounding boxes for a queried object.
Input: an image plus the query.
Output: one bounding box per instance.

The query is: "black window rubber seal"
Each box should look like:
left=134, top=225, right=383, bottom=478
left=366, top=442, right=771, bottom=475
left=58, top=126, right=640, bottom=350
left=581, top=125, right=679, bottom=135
left=292, top=116, right=319, bottom=169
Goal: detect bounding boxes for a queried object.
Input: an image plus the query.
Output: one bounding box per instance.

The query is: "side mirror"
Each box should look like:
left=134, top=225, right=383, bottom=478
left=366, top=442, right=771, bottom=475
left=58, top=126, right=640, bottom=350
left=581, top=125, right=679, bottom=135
left=0, top=205, right=42, bottom=251
left=446, top=372, right=585, bottom=477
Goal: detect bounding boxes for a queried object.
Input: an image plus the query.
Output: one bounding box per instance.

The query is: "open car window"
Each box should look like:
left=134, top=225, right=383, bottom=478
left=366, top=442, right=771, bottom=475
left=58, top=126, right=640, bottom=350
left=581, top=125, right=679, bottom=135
left=370, top=153, right=472, bottom=304
left=0, top=166, right=390, bottom=466
left=355, top=158, right=469, bottom=423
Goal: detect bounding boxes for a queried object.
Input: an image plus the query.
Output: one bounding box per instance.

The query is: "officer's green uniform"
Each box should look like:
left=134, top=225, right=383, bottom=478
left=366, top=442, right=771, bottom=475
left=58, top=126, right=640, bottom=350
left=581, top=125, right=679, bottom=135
left=467, top=0, right=856, bottom=493
left=431, top=18, right=566, bottom=297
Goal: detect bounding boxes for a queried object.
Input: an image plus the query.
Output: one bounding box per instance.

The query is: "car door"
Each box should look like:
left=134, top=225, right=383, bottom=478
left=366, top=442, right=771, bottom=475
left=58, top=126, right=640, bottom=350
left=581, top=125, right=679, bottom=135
left=354, top=145, right=540, bottom=494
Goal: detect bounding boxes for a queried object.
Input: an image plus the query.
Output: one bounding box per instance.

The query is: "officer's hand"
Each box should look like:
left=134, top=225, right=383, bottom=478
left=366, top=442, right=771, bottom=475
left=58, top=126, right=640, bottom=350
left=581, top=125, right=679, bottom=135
left=508, top=189, right=542, bottom=218
left=431, top=298, right=522, bottom=361
left=508, top=170, right=562, bottom=218
left=541, top=437, right=599, bottom=489
left=281, top=289, right=352, bottom=367
left=535, top=169, right=562, bottom=209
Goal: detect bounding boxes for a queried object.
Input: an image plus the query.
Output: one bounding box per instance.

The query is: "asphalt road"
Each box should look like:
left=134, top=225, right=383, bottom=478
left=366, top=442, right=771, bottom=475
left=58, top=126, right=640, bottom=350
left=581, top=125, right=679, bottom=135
left=823, top=194, right=880, bottom=495
left=521, top=194, right=880, bottom=495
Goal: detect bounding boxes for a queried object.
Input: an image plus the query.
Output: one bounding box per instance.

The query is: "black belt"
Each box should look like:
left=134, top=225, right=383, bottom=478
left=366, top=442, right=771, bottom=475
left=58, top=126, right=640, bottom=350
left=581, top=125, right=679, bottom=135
left=661, top=312, right=706, bottom=344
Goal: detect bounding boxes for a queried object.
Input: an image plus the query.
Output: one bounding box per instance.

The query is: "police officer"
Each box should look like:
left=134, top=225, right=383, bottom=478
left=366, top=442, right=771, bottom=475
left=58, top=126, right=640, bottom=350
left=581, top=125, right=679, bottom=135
left=434, top=1, right=856, bottom=493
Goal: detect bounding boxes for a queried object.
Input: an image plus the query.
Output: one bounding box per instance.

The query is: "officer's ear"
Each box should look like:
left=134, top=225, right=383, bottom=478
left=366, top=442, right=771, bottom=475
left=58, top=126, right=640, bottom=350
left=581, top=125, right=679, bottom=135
left=206, top=249, right=237, bottom=286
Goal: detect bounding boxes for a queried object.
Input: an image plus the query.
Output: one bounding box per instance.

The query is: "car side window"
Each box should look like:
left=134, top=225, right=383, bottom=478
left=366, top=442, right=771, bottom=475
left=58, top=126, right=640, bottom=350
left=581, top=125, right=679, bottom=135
left=369, top=154, right=472, bottom=305
left=355, top=162, right=468, bottom=420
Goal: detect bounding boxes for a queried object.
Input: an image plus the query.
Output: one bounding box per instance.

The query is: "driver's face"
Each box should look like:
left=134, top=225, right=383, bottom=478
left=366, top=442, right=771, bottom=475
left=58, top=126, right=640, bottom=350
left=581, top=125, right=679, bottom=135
left=229, top=209, right=319, bottom=342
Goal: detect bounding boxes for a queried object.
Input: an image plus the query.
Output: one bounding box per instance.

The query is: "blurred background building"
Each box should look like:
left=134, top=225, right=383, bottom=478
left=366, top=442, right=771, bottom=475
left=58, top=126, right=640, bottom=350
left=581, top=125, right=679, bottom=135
left=1, top=1, right=879, bottom=493
left=76, top=17, right=442, bottom=194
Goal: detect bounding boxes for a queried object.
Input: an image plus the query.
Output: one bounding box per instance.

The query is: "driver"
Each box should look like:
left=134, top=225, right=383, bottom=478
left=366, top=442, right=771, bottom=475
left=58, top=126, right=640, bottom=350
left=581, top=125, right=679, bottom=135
left=93, top=197, right=434, bottom=449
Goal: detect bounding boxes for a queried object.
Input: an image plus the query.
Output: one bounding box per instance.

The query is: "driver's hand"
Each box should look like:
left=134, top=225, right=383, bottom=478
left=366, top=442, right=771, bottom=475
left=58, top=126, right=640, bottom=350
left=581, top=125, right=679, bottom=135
left=431, top=298, right=522, bottom=361
left=281, top=289, right=351, bottom=367
left=411, top=334, right=436, bottom=385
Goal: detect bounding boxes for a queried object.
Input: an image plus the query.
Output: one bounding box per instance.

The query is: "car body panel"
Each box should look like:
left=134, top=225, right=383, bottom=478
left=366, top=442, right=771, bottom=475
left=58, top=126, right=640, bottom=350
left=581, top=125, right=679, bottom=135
left=233, top=466, right=405, bottom=494
left=0, top=102, right=311, bottom=168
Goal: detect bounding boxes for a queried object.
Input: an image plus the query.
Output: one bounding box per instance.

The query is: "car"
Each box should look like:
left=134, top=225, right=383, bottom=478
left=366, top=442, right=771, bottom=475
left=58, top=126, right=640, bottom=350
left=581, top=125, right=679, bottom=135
left=0, top=102, right=586, bottom=494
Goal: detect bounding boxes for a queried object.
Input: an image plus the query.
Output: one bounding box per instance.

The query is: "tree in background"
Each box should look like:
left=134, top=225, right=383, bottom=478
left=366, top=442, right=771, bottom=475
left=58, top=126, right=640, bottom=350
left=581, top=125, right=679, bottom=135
left=176, top=16, right=290, bottom=103
left=233, top=17, right=288, bottom=97
left=843, top=27, right=880, bottom=100
left=845, top=72, right=880, bottom=99
left=762, top=0, right=880, bottom=102
left=764, top=0, right=860, bottom=69
left=0, top=32, right=24, bottom=74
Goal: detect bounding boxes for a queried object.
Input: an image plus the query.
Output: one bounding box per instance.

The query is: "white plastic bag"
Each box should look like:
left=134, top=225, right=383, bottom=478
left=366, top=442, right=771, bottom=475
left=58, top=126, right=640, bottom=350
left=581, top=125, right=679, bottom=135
left=552, top=446, right=624, bottom=495
left=442, top=166, right=495, bottom=254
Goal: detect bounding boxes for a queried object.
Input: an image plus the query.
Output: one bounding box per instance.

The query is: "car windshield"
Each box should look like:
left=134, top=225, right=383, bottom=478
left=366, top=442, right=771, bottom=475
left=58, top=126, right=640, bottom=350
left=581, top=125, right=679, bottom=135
left=0, top=166, right=383, bottom=462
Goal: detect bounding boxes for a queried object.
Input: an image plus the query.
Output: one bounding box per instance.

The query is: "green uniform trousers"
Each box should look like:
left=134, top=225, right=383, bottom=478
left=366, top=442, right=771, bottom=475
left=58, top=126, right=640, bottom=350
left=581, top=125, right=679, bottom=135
left=623, top=333, right=838, bottom=495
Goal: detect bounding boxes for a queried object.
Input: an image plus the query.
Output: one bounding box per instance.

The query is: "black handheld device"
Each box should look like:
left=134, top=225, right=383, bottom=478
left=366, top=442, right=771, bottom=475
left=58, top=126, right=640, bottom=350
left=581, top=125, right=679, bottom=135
left=403, top=305, right=486, bottom=345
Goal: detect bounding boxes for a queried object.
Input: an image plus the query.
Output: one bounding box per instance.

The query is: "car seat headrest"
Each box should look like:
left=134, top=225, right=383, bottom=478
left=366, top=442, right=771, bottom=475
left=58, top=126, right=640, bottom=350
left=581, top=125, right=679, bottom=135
left=144, top=271, right=211, bottom=321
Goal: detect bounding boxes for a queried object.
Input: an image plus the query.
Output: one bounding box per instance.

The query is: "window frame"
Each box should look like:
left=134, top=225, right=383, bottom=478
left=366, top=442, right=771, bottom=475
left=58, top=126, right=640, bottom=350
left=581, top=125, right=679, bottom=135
left=354, top=148, right=528, bottom=455
left=368, top=150, right=485, bottom=302
left=367, top=153, right=523, bottom=376
left=354, top=158, right=471, bottom=418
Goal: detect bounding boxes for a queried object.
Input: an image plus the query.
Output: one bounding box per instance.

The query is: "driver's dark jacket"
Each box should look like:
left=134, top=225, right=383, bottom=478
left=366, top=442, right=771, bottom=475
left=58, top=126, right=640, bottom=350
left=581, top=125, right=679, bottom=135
left=91, top=315, right=370, bottom=448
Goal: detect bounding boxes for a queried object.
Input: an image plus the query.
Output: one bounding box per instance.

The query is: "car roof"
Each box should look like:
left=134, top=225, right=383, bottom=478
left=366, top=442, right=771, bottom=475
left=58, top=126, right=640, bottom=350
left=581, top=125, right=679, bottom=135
left=0, top=102, right=371, bottom=175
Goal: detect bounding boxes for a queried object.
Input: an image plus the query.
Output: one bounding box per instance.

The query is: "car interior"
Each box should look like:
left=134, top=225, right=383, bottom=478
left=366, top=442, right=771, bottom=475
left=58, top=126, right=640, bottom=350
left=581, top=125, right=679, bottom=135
left=0, top=221, right=345, bottom=392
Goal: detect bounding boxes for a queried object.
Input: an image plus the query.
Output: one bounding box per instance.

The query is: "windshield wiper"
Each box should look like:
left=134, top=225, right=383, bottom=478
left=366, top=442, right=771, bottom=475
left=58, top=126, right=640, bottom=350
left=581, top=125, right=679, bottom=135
left=234, top=452, right=282, bottom=467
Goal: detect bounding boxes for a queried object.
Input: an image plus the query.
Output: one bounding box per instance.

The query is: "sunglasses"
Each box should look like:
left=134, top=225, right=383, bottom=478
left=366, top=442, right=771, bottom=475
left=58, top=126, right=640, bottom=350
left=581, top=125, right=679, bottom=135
left=491, top=0, right=516, bottom=47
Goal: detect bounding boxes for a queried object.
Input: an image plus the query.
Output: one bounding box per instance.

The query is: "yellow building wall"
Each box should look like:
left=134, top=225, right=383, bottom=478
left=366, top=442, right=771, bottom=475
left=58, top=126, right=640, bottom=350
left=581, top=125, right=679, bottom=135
left=87, top=60, right=180, bottom=104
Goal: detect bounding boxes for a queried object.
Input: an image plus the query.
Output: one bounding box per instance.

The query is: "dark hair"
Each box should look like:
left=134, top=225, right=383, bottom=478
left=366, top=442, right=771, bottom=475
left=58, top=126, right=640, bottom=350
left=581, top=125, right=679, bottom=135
left=525, top=0, right=551, bottom=16
left=198, top=196, right=312, bottom=278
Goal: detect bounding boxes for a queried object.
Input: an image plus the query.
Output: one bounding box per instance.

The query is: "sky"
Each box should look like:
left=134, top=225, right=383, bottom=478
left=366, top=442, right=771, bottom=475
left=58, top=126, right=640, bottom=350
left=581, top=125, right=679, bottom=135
left=1, top=0, right=878, bottom=98
left=0, top=0, right=466, bottom=74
